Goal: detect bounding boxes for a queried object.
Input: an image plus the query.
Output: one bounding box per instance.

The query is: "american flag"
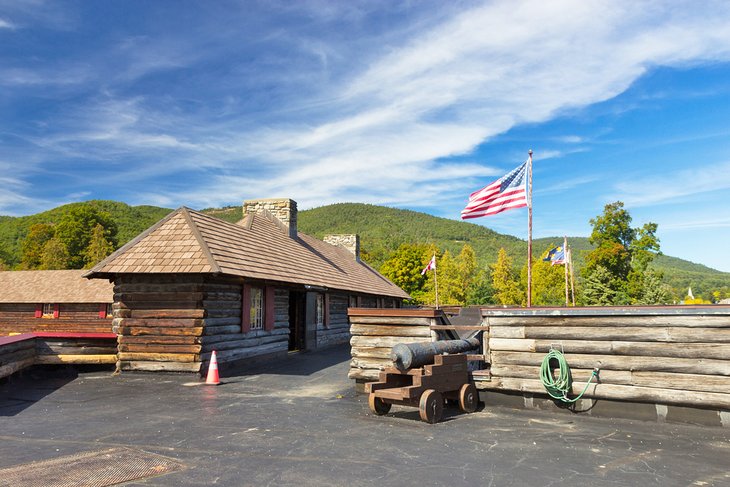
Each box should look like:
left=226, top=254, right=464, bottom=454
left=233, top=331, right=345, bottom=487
left=461, top=160, right=528, bottom=219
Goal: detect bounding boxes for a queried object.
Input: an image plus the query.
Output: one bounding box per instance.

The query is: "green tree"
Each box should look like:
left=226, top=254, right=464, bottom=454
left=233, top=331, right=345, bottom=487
left=582, top=202, right=660, bottom=305
left=530, top=247, right=567, bottom=306
left=20, top=223, right=56, bottom=269
left=491, top=248, right=523, bottom=305
left=635, top=271, right=670, bottom=305
left=84, top=223, right=115, bottom=268
left=39, top=237, right=71, bottom=270
left=379, top=243, right=429, bottom=297
left=55, top=206, right=118, bottom=268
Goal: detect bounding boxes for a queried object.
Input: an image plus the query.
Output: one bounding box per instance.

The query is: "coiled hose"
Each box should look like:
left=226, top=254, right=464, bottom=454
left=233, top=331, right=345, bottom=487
left=540, top=349, right=599, bottom=403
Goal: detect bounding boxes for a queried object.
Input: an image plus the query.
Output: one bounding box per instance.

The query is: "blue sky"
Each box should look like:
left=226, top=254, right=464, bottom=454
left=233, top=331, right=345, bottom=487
left=2, top=1, right=730, bottom=272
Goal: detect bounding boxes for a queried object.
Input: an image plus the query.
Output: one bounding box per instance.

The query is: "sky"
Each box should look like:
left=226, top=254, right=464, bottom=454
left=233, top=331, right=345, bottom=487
left=2, top=0, right=730, bottom=272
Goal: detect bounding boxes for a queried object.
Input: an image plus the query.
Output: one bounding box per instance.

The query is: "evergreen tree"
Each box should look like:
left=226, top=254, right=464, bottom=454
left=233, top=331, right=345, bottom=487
left=581, top=265, right=616, bottom=305
left=491, top=248, right=523, bottom=305
left=55, top=206, right=118, bottom=268
left=84, top=223, right=115, bottom=268
left=39, top=238, right=71, bottom=270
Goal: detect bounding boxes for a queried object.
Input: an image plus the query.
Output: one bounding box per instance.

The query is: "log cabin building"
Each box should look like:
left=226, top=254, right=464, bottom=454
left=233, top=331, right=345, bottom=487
left=0, top=270, right=114, bottom=335
left=85, top=198, right=409, bottom=373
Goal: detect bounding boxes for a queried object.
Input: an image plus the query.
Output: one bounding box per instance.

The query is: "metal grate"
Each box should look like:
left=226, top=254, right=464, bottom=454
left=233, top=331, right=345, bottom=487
left=0, top=447, right=184, bottom=487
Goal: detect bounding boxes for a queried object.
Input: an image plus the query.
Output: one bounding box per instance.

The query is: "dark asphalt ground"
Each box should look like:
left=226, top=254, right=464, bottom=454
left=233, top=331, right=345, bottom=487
left=0, top=345, right=729, bottom=486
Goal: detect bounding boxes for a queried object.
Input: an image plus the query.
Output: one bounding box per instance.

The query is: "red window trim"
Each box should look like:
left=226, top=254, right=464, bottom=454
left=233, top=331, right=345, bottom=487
left=35, top=304, right=42, bottom=318
left=242, top=284, right=251, bottom=333
left=53, top=303, right=60, bottom=319
left=98, top=303, right=107, bottom=319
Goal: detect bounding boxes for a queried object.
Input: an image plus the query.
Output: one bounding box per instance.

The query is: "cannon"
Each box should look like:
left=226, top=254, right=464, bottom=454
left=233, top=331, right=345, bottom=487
left=365, top=338, right=481, bottom=423
left=390, top=337, right=481, bottom=370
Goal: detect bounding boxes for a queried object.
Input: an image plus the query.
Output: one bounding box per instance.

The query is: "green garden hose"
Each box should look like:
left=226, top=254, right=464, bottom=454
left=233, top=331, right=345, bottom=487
left=540, top=349, right=599, bottom=403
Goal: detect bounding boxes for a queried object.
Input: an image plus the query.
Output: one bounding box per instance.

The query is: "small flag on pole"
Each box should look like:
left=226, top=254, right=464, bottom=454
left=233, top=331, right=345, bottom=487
left=543, top=246, right=566, bottom=266
left=421, top=255, right=436, bottom=275
left=461, top=160, right=528, bottom=219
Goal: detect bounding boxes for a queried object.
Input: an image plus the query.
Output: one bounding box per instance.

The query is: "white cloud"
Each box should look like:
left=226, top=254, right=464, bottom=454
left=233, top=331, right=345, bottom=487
left=0, top=17, right=15, bottom=29
left=612, top=161, right=730, bottom=206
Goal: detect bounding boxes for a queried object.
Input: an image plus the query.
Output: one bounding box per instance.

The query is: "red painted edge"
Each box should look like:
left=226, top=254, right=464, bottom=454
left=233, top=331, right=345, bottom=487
left=31, top=332, right=117, bottom=339
left=347, top=307, right=445, bottom=318
left=0, top=333, right=37, bottom=347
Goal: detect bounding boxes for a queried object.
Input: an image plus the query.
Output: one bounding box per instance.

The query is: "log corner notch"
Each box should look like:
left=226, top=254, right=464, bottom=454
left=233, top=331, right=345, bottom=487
left=348, top=307, right=471, bottom=389
left=481, top=305, right=730, bottom=421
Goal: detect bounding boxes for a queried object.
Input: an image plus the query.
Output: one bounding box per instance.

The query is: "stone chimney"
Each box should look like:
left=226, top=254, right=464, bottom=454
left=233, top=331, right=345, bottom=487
left=243, top=198, right=298, bottom=238
left=324, top=234, right=360, bottom=262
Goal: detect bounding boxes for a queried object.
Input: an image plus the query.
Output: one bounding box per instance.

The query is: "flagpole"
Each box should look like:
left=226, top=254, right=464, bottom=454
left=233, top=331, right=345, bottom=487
left=433, top=254, right=439, bottom=310
left=569, top=246, right=576, bottom=306
left=527, top=149, right=533, bottom=308
left=563, top=235, right=569, bottom=307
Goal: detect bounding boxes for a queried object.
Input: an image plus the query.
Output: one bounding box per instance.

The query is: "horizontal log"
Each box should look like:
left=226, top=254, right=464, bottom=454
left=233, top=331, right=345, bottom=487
left=204, top=325, right=242, bottom=335
left=129, top=309, right=206, bottom=319
left=118, top=327, right=203, bottom=337
left=36, top=346, right=115, bottom=355
left=347, top=368, right=380, bottom=381
left=35, top=354, right=117, bottom=365
left=203, top=317, right=242, bottom=327
left=0, top=349, right=36, bottom=366
left=118, top=335, right=201, bottom=345
left=114, top=292, right=205, bottom=301
left=350, top=336, right=431, bottom=349
left=490, top=351, right=730, bottom=376
left=118, top=301, right=202, bottom=310
left=348, top=316, right=435, bottom=326
left=490, top=326, right=730, bottom=342
left=486, top=315, right=730, bottom=328
left=490, top=365, right=730, bottom=394
left=116, top=318, right=204, bottom=327
left=200, top=328, right=289, bottom=344
left=350, top=324, right=431, bottom=337
left=119, top=344, right=202, bottom=353
left=0, top=341, right=37, bottom=355
left=118, top=352, right=198, bottom=362
left=0, top=357, right=36, bottom=379
left=430, top=325, right=489, bottom=331
left=200, top=334, right=287, bottom=353
left=200, top=341, right=286, bottom=363
left=488, top=338, right=730, bottom=359
left=350, top=357, right=389, bottom=370
left=483, top=377, right=730, bottom=409
left=119, top=361, right=201, bottom=373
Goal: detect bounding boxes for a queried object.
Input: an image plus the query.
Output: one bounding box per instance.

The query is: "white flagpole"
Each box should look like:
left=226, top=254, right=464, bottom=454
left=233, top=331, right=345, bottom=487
left=433, top=254, right=439, bottom=309
left=568, top=246, right=576, bottom=306
left=563, top=235, right=569, bottom=307
left=527, top=149, right=533, bottom=308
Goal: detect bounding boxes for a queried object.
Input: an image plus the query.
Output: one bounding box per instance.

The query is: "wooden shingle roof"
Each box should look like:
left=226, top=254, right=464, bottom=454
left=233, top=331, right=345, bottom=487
left=0, top=270, right=113, bottom=303
left=86, top=207, right=409, bottom=299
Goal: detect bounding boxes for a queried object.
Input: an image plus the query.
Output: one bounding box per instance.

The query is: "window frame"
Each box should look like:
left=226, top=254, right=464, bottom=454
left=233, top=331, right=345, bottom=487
left=249, top=286, right=265, bottom=331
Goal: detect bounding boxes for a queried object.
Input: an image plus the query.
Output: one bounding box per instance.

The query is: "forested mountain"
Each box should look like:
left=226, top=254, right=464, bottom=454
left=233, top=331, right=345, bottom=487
left=1, top=200, right=727, bottom=300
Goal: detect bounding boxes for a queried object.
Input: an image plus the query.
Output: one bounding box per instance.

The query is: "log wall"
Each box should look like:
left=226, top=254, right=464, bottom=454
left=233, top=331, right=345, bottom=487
left=0, top=334, right=36, bottom=379
left=113, top=274, right=290, bottom=374
left=0, top=303, right=112, bottom=335
left=483, top=306, right=730, bottom=411
left=316, top=294, right=350, bottom=348
left=348, top=308, right=450, bottom=384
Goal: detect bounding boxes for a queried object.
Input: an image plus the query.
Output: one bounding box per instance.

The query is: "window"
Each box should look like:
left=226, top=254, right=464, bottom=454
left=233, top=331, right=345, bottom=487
left=43, top=303, right=56, bottom=318
left=250, top=286, right=264, bottom=330
left=106, top=303, right=113, bottom=318
left=349, top=295, right=357, bottom=309
left=315, top=293, right=325, bottom=327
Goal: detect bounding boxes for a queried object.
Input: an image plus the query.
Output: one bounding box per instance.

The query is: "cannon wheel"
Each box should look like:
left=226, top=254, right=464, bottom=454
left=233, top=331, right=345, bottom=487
left=458, top=383, right=478, bottom=413
left=419, top=389, right=444, bottom=424
left=368, top=393, right=392, bottom=415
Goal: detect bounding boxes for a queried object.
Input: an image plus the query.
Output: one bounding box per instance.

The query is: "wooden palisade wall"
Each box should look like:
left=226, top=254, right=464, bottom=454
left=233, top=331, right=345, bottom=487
left=484, top=306, right=730, bottom=410
left=348, top=308, right=449, bottom=384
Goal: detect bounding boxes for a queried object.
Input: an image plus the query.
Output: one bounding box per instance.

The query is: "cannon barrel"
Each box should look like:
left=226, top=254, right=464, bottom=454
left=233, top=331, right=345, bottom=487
left=390, top=337, right=480, bottom=370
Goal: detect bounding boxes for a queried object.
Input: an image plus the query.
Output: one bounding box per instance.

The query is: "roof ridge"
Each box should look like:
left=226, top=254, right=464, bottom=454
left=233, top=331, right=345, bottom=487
left=83, top=207, right=182, bottom=278
left=181, top=208, right=222, bottom=274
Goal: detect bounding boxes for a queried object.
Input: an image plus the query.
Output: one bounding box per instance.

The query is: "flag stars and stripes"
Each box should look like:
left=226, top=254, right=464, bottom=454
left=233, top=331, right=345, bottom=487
left=461, top=160, right=529, bottom=219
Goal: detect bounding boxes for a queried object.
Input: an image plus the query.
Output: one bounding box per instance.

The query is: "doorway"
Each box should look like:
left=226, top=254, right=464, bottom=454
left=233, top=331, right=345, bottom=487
left=288, top=291, right=306, bottom=351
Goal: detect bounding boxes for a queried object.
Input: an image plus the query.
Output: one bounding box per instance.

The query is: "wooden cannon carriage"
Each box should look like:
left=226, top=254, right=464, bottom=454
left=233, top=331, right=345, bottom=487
left=365, top=338, right=480, bottom=423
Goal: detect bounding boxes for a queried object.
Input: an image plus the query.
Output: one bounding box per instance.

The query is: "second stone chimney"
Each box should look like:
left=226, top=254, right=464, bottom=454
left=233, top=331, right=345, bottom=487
left=243, top=198, right=298, bottom=239
left=324, top=234, right=360, bottom=262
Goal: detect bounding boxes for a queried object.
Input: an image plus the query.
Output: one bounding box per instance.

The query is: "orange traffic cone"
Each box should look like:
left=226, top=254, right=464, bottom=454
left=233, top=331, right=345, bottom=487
left=205, top=350, right=221, bottom=385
